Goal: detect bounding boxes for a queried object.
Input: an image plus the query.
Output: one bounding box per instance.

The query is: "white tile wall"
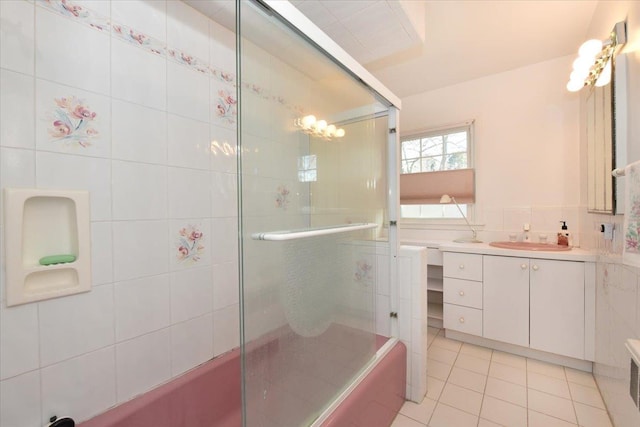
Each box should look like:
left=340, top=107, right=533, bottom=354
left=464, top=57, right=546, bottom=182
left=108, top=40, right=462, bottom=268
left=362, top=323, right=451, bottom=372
left=36, top=152, right=112, bottom=221
left=35, top=8, right=111, bottom=95
left=0, top=370, right=41, bottom=427
left=0, top=303, right=39, bottom=380
left=0, top=0, right=35, bottom=74
left=167, top=0, right=210, bottom=61
left=168, top=114, right=210, bottom=170
left=41, top=347, right=117, bottom=423
left=0, top=69, right=34, bottom=149
left=111, top=40, right=167, bottom=110
left=112, top=100, right=168, bottom=164
left=168, top=167, right=211, bottom=218
left=115, top=329, right=171, bottom=403
left=114, top=275, right=171, bottom=342
left=113, top=220, right=170, bottom=281
left=38, top=284, right=115, bottom=367
left=170, top=313, right=214, bottom=376
left=112, top=161, right=168, bottom=220
left=170, top=266, right=214, bottom=323
left=167, top=61, right=210, bottom=123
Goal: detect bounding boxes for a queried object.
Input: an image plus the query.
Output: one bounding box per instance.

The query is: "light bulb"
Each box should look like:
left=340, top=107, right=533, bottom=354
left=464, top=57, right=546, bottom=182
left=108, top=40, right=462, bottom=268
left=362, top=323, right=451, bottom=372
left=566, top=79, right=584, bottom=92
left=595, top=60, right=611, bottom=87
left=335, top=128, right=345, bottom=138
left=572, top=56, right=593, bottom=73
left=325, top=124, right=336, bottom=138
left=301, top=115, right=316, bottom=130
left=570, top=69, right=589, bottom=82
left=315, top=120, right=327, bottom=132
left=578, top=39, right=603, bottom=59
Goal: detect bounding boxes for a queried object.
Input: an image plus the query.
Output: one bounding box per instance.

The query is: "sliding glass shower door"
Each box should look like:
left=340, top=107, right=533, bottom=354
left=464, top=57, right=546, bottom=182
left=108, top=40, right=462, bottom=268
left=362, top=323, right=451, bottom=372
left=237, top=1, right=390, bottom=426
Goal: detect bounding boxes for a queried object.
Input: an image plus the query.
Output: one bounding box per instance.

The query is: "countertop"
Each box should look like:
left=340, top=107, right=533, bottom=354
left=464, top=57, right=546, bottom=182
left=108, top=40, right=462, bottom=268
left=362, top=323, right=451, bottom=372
left=401, top=240, right=596, bottom=262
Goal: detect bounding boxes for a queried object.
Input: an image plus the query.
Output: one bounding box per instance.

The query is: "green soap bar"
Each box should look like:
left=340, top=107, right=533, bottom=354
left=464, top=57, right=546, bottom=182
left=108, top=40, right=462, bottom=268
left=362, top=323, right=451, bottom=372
left=39, top=254, right=76, bottom=266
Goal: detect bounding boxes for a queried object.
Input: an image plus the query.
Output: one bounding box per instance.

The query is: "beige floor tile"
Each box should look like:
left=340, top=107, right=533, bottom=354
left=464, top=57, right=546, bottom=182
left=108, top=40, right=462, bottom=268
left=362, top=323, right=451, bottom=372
left=439, top=382, right=483, bottom=416
left=568, top=381, right=605, bottom=409
left=565, top=367, right=597, bottom=388
left=485, top=376, right=527, bottom=407
left=428, top=402, right=478, bottom=427
left=489, top=361, right=527, bottom=386
left=391, top=413, right=427, bottom=427
left=478, top=418, right=503, bottom=427
left=459, top=342, right=493, bottom=360
left=455, top=353, right=491, bottom=375
left=426, top=376, right=446, bottom=401
left=447, top=366, right=487, bottom=393
left=480, top=395, right=527, bottom=427
left=527, top=358, right=566, bottom=380
left=527, top=371, right=571, bottom=399
left=399, top=397, right=437, bottom=425
left=528, top=410, right=579, bottom=427
left=573, top=402, right=613, bottom=427
left=428, top=345, right=459, bottom=365
left=492, top=350, right=527, bottom=369
left=427, top=359, right=452, bottom=381
left=431, top=335, right=462, bottom=352
left=527, top=389, right=577, bottom=424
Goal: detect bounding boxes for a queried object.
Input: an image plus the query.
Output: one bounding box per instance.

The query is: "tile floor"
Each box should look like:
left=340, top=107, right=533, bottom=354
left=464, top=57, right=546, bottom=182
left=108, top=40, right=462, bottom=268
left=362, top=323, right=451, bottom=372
left=391, top=328, right=613, bottom=427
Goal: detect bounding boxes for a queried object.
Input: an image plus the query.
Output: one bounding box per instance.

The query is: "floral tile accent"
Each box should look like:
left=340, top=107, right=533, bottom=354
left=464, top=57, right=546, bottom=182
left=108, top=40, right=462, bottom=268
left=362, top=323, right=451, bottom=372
left=214, top=88, right=237, bottom=125
left=211, top=68, right=236, bottom=86
left=275, top=185, right=290, bottom=210
left=625, top=164, right=640, bottom=252
left=47, top=96, right=99, bottom=147
left=176, top=224, right=205, bottom=264
left=36, top=0, right=302, bottom=124
left=113, top=22, right=165, bottom=55
left=354, top=259, right=374, bottom=287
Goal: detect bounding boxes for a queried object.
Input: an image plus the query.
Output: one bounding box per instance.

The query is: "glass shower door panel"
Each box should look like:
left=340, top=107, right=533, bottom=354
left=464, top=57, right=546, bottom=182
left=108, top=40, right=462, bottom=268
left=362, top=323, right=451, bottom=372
left=238, top=1, right=388, bottom=426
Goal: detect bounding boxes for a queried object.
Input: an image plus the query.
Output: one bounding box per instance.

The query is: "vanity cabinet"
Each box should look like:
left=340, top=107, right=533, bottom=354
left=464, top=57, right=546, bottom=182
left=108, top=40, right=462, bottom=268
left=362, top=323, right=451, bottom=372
left=443, top=250, right=593, bottom=362
left=443, top=253, right=483, bottom=337
left=483, top=256, right=529, bottom=347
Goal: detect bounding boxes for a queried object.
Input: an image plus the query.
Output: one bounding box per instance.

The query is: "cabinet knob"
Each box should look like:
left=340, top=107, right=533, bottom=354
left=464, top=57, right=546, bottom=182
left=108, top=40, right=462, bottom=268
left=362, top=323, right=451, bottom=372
left=459, top=264, right=465, bottom=270
left=521, top=263, right=528, bottom=270
left=459, top=317, right=465, bottom=323
left=532, top=265, right=539, bottom=271
left=459, top=290, right=465, bottom=296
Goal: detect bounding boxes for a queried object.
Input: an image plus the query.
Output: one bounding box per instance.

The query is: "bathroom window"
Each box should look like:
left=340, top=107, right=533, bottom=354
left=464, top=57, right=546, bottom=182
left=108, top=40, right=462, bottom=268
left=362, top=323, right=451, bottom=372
left=399, top=123, right=475, bottom=220
left=298, top=154, right=317, bottom=182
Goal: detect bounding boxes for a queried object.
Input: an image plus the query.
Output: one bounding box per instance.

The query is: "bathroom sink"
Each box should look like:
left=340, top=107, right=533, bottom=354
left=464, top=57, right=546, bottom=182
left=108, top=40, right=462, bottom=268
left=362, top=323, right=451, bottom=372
left=489, top=241, right=571, bottom=251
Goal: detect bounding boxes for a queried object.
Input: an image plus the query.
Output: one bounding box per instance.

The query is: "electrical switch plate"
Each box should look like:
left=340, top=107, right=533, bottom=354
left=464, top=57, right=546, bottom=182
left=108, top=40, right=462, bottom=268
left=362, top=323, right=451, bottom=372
left=602, top=223, right=615, bottom=240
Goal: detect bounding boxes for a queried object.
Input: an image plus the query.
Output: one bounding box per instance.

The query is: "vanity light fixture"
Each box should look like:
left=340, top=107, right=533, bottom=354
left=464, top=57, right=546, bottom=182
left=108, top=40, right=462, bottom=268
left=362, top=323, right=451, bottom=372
left=567, top=21, right=626, bottom=92
left=295, top=115, right=345, bottom=140
left=440, top=194, right=482, bottom=243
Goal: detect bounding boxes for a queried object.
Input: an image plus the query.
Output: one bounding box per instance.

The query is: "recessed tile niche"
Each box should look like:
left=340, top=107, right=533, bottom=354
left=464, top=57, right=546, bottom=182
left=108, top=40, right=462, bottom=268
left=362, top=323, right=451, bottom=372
left=4, top=188, right=91, bottom=306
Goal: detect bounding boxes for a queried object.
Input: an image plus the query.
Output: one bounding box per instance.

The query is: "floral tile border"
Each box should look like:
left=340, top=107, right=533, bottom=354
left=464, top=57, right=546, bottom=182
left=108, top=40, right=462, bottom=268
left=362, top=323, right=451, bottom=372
left=36, top=0, right=305, bottom=116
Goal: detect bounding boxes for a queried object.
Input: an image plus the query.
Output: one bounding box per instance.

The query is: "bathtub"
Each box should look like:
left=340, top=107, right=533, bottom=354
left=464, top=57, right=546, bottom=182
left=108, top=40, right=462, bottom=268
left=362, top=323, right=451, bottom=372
left=79, top=336, right=405, bottom=427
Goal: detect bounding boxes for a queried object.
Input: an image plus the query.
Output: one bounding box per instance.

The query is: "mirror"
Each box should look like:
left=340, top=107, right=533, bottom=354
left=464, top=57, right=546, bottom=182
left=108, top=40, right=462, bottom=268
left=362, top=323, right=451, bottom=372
left=586, top=52, right=627, bottom=214
left=586, top=82, right=613, bottom=213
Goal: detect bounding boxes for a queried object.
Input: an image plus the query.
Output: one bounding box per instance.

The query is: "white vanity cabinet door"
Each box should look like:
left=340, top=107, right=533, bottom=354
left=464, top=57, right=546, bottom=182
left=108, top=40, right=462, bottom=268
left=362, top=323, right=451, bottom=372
left=530, top=259, right=585, bottom=359
left=483, top=255, right=529, bottom=347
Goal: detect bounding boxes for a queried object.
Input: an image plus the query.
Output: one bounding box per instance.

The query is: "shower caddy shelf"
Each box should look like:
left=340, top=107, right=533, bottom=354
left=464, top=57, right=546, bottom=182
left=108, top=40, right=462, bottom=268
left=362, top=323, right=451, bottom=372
left=251, top=223, right=377, bottom=241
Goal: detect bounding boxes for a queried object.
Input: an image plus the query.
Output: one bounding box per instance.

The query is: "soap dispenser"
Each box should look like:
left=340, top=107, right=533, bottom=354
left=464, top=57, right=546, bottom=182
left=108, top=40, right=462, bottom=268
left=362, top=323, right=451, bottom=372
left=558, top=221, right=570, bottom=246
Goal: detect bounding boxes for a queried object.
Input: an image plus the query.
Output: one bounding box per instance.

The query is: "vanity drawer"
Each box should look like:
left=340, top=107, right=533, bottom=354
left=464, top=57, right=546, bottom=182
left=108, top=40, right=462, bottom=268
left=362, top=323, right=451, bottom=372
left=443, top=252, right=483, bottom=281
left=444, top=304, right=482, bottom=336
left=444, top=278, right=482, bottom=309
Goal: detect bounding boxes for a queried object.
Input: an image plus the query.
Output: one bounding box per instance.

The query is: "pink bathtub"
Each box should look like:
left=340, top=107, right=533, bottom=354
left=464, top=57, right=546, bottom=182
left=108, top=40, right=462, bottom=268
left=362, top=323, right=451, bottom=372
left=79, top=337, right=405, bottom=427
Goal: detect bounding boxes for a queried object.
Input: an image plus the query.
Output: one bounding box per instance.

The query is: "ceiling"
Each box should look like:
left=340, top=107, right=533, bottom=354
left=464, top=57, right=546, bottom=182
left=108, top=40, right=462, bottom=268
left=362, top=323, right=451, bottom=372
left=290, top=0, right=599, bottom=98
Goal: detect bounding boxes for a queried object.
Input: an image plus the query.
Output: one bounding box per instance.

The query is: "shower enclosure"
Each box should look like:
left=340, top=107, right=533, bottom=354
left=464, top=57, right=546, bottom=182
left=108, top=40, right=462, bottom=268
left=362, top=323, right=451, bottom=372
left=237, top=1, right=400, bottom=425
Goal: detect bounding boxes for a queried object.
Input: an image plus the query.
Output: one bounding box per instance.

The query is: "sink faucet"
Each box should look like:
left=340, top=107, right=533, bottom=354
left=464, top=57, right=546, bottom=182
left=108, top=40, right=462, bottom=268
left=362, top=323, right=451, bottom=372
left=523, top=223, right=531, bottom=242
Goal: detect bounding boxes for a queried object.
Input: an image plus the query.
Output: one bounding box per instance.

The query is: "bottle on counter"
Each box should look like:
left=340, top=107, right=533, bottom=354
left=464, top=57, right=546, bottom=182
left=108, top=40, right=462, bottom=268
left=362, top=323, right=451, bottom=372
left=557, top=221, right=570, bottom=246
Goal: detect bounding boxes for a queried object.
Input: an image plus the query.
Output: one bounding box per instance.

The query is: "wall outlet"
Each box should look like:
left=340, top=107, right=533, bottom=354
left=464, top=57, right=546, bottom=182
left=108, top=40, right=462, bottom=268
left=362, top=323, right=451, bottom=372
left=601, top=223, right=615, bottom=240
